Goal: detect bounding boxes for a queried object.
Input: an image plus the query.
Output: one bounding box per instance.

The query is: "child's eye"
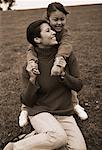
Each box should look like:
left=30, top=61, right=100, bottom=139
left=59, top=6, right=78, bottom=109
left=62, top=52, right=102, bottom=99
left=61, top=18, right=64, bottom=21
left=54, top=18, right=58, bottom=21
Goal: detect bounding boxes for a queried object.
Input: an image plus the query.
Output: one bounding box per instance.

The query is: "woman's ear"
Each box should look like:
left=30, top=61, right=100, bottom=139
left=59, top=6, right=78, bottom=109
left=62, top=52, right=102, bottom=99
left=34, top=37, right=41, bottom=44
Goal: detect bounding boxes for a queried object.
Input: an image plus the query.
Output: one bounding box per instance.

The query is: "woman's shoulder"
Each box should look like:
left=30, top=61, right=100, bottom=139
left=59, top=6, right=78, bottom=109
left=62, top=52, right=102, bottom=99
left=66, top=52, right=77, bottom=64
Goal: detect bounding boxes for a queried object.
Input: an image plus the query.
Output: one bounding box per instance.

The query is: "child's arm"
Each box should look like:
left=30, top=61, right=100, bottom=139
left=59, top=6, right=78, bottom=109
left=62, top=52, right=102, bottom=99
left=51, top=29, right=73, bottom=76
left=56, top=28, right=73, bottom=58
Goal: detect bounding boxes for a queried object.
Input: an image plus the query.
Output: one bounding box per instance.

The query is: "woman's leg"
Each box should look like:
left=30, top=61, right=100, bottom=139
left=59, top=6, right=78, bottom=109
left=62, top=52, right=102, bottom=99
left=55, top=115, right=87, bottom=150
left=8, top=112, right=67, bottom=150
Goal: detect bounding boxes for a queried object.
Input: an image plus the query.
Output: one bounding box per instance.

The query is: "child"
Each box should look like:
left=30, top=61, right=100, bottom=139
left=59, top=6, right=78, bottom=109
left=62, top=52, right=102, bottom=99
left=19, top=2, right=88, bottom=127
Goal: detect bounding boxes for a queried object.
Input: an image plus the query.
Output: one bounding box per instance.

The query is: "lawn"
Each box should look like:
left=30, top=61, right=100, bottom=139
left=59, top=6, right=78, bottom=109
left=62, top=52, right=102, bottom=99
left=0, top=4, right=102, bottom=150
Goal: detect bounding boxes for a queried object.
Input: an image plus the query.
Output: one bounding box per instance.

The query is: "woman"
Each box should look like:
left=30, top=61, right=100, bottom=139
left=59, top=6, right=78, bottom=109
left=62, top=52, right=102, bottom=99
left=4, top=20, right=87, bottom=150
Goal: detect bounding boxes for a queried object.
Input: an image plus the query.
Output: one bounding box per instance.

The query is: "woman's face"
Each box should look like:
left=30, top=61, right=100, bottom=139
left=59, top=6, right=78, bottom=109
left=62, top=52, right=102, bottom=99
left=49, top=10, right=67, bottom=32
left=39, top=23, right=58, bottom=47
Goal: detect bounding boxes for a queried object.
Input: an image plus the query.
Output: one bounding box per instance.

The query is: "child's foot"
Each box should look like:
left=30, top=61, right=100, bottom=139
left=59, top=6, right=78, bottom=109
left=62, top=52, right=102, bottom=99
left=3, top=142, right=13, bottom=150
left=74, top=104, right=88, bottom=120
left=19, top=111, right=28, bottom=127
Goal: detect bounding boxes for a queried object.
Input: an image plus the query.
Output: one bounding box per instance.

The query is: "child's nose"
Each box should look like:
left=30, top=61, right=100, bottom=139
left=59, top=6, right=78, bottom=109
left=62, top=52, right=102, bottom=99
left=57, top=20, right=61, bottom=25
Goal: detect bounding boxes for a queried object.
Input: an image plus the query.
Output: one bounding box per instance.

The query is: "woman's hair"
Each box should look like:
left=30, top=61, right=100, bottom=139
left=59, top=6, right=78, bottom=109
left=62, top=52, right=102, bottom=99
left=26, top=20, right=48, bottom=47
left=47, top=2, right=69, bottom=19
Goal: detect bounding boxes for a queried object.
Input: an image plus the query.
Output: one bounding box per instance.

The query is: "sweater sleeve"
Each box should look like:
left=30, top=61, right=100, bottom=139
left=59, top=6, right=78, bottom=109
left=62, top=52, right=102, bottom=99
left=61, top=52, right=83, bottom=92
left=56, top=28, right=73, bottom=58
left=20, top=65, right=40, bottom=107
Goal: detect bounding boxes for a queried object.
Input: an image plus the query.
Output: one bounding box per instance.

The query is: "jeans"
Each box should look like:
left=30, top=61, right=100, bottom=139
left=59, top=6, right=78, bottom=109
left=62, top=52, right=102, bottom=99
left=14, top=112, right=87, bottom=150
left=55, top=115, right=87, bottom=150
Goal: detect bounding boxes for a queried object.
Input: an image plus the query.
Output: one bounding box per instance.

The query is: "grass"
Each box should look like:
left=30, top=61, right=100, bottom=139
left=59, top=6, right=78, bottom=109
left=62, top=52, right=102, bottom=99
left=0, top=4, right=102, bottom=150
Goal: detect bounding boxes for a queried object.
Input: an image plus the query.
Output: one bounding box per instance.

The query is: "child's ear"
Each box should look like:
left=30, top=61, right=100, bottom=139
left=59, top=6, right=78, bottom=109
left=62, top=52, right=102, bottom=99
left=34, top=37, right=41, bottom=44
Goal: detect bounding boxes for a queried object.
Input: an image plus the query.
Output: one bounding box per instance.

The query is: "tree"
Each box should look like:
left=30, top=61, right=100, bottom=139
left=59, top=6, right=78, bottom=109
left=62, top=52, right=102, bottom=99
left=0, top=0, right=15, bottom=10
left=0, top=0, right=2, bottom=10
left=4, top=0, right=15, bottom=10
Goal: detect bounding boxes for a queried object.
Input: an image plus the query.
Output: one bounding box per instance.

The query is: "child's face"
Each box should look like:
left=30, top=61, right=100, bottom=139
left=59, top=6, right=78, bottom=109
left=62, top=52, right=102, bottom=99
left=49, top=10, right=67, bottom=32
left=39, top=23, right=58, bottom=47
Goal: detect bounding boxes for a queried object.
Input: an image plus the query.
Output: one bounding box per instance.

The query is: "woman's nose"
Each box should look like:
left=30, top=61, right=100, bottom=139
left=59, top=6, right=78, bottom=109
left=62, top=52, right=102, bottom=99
left=51, top=30, right=56, bottom=35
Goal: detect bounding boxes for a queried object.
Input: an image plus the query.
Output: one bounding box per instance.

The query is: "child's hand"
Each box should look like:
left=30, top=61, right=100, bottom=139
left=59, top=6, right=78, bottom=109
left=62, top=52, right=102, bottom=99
left=26, top=60, right=40, bottom=75
left=51, top=56, right=66, bottom=76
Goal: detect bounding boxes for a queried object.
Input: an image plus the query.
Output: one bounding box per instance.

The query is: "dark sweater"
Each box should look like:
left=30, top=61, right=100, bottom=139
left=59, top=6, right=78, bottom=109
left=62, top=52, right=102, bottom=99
left=21, top=46, right=83, bottom=116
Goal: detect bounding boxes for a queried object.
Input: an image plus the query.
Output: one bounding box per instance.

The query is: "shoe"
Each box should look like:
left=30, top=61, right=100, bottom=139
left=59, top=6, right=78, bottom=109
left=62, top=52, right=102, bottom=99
left=74, top=104, right=88, bottom=120
left=3, top=142, right=13, bottom=150
left=19, top=110, right=28, bottom=127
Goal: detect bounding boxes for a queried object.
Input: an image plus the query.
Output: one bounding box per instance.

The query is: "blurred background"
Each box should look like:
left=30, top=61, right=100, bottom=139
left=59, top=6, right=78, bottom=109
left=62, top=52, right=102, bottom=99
left=0, top=0, right=102, bottom=11
left=0, top=1, right=102, bottom=150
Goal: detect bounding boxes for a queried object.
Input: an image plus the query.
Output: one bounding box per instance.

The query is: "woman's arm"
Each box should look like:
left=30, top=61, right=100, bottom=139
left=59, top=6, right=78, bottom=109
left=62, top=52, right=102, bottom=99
left=20, top=65, right=40, bottom=107
left=60, top=52, right=83, bottom=92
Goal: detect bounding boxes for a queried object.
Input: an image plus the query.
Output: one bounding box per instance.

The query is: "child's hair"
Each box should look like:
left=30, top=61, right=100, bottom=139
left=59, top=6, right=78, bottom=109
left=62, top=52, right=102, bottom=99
left=47, top=2, right=69, bottom=19
left=26, top=20, right=48, bottom=47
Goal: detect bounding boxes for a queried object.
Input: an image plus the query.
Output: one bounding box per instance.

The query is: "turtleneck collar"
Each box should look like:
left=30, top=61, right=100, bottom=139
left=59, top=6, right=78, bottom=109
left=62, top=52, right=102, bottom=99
left=35, top=46, right=58, bottom=59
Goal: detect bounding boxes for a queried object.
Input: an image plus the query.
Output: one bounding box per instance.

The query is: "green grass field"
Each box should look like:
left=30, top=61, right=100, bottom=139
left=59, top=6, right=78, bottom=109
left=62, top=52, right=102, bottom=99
left=0, top=4, right=102, bottom=149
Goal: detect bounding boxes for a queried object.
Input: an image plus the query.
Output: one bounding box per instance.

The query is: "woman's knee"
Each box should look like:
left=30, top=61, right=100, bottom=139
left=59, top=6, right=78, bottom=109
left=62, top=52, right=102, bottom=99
left=67, top=133, right=87, bottom=150
left=46, top=130, right=67, bottom=149
left=68, top=142, right=87, bottom=150
left=75, top=136, right=87, bottom=150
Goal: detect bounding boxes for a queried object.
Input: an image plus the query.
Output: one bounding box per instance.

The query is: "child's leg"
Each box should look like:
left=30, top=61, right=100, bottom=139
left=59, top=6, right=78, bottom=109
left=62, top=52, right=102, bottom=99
left=71, top=90, right=79, bottom=106
left=71, top=90, right=88, bottom=120
left=19, top=104, right=28, bottom=127
left=27, top=45, right=40, bottom=75
left=27, top=44, right=38, bottom=63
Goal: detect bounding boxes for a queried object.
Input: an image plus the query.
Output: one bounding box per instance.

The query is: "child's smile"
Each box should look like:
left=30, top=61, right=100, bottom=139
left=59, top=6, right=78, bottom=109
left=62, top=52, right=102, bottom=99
left=49, top=10, right=66, bottom=32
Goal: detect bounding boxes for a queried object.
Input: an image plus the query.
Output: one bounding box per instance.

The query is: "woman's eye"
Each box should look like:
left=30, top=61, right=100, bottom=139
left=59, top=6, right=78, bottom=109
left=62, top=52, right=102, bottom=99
left=46, top=28, right=50, bottom=32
